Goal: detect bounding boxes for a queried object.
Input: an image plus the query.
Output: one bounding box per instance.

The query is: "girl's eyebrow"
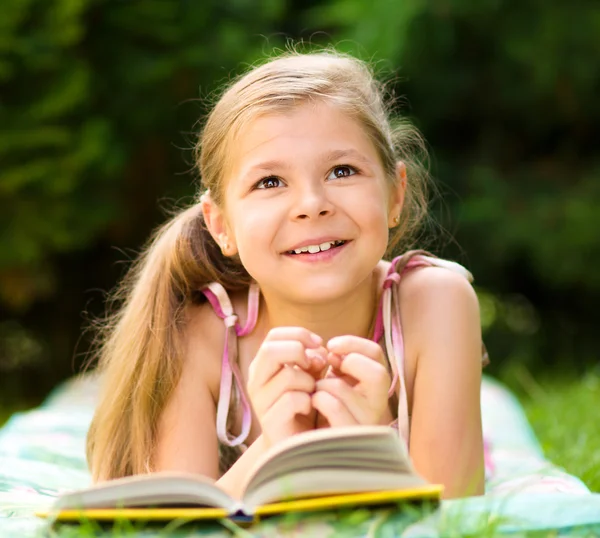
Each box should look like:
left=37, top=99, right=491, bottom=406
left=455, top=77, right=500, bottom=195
left=243, top=148, right=375, bottom=175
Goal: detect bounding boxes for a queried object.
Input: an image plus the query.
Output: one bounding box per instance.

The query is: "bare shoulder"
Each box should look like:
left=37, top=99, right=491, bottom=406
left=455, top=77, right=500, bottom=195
left=399, top=265, right=481, bottom=363
left=154, top=299, right=228, bottom=477
left=400, top=264, right=479, bottom=310
left=184, top=298, right=226, bottom=348
left=182, top=299, right=227, bottom=402
left=182, top=289, right=252, bottom=400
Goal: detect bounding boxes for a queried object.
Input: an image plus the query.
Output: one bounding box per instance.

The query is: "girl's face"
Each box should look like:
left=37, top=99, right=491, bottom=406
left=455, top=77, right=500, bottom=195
left=205, top=101, right=405, bottom=304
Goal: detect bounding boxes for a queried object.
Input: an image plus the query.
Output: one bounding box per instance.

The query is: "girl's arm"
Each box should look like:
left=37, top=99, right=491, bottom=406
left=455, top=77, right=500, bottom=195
left=153, top=303, right=223, bottom=479
left=215, top=435, right=269, bottom=498
left=402, top=267, right=485, bottom=498
left=154, top=355, right=271, bottom=499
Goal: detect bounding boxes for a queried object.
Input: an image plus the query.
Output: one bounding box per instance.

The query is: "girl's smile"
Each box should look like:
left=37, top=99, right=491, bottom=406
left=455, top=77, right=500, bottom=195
left=282, top=238, right=351, bottom=263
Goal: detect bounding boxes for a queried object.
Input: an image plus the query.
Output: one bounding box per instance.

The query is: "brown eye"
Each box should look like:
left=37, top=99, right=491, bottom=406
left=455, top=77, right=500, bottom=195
left=256, top=176, right=282, bottom=189
left=328, top=165, right=357, bottom=180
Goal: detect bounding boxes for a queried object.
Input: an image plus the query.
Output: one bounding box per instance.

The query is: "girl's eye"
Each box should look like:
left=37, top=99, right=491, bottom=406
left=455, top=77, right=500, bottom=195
left=254, top=165, right=358, bottom=189
left=328, top=165, right=358, bottom=180
left=255, top=176, right=283, bottom=189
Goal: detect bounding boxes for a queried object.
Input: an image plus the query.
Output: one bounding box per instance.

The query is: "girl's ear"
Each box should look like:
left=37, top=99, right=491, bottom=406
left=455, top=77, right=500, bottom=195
left=388, top=161, right=407, bottom=228
left=200, top=192, right=238, bottom=256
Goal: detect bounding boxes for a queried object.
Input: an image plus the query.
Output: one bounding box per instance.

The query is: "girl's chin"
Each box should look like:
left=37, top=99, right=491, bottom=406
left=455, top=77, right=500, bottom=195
left=259, top=277, right=364, bottom=305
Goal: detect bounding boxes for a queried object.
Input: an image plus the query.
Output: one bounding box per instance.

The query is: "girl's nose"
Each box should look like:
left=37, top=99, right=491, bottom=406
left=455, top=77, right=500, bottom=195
left=291, top=183, right=335, bottom=220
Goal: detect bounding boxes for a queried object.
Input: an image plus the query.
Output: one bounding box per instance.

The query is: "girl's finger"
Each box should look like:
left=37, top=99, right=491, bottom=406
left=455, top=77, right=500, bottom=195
left=311, top=390, right=357, bottom=427
left=261, top=366, right=316, bottom=414
left=304, top=347, right=329, bottom=378
left=248, top=340, right=309, bottom=389
left=261, top=390, right=314, bottom=435
left=314, top=377, right=367, bottom=423
left=324, top=353, right=357, bottom=387
left=326, top=351, right=343, bottom=371
left=327, top=335, right=386, bottom=366
left=336, top=352, right=391, bottom=392
left=248, top=328, right=324, bottom=388
left=263, top=390, right=313, bottom=421
left=264, top=327, right=323, bottom=349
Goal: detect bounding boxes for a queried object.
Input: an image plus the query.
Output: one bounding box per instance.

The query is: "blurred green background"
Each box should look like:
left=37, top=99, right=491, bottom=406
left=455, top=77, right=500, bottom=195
left=1, top=0, right=599, bottom=409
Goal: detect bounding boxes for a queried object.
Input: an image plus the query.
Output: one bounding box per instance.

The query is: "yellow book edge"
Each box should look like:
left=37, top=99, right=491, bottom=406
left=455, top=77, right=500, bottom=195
left=35, top=484, right=443, bottom=522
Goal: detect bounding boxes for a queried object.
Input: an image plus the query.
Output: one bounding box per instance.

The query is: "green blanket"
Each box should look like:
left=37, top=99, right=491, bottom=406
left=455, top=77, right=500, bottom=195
left=1, top=375, right=599, bottom=537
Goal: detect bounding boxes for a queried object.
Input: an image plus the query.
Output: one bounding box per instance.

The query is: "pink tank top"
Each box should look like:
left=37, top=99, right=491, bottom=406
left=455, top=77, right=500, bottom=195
left=200, top=251, right=488, bottom=469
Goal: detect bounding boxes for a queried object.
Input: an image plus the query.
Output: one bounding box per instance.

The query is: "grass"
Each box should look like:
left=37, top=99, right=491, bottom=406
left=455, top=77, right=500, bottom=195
left=511, top=367, right=600, bottom=493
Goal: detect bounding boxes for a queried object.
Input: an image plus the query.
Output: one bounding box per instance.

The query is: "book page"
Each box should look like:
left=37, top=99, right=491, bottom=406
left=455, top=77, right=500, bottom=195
left=51, top=472, right=236, bottom=511
left=244, top=469, right=427, bottom=510
left=241, top=426, right=420, bottom=504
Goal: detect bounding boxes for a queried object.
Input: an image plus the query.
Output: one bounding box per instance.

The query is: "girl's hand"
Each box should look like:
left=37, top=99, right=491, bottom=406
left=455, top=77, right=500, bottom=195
left=313, top=335, right=391, bottom=428
left=246, top=327, right=327, bottom=450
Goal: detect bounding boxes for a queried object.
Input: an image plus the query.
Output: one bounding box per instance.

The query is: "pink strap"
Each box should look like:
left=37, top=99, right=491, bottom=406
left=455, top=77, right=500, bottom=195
left=371, top=252, right=475, bottom=447
left=202, top=283, right=259, bottom=337
left=201, top=282, right=260, bottom=447
left=371, top=255, right=426, bottom=446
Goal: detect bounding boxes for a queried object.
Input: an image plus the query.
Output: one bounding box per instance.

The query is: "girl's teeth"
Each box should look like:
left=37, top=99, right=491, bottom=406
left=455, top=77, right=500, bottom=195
left=290, top=240, right=344, bottom=255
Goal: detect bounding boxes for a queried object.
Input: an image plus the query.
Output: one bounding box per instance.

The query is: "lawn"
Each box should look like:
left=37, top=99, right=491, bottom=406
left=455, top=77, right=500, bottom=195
left=516, top=368, right=600, bottom=492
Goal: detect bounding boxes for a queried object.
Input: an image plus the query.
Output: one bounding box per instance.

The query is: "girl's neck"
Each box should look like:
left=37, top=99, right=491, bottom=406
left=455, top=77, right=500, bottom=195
left=257, top=269, right=382, bottom=344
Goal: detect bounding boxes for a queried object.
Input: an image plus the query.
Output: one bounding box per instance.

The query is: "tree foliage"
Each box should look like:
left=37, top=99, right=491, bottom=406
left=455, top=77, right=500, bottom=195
left=0, top=0, right=598, bottom=402
left=0, top=0, right=291, bottom=401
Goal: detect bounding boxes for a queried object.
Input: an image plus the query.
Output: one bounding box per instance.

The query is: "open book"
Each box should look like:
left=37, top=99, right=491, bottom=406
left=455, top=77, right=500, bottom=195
left=38, top=426, right=442, bottom=522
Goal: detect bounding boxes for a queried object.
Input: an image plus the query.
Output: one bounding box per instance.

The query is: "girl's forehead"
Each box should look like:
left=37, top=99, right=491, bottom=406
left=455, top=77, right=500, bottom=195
left=226, top=102, right=380, bottom=177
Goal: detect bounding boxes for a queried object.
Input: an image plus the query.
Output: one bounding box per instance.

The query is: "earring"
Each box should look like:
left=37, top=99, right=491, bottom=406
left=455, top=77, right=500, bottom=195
left=219, top=233, right=229, bottom=255
left=393, top=215, right=400, bottom=225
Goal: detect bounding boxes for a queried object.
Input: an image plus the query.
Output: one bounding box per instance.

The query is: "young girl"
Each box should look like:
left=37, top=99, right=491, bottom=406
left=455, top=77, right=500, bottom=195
left=86, top=48, right=486, bottom=499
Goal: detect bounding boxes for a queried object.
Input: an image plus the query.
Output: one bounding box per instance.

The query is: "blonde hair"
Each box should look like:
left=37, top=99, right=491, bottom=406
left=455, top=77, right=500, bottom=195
left=86, top=46, right=431, bottom=481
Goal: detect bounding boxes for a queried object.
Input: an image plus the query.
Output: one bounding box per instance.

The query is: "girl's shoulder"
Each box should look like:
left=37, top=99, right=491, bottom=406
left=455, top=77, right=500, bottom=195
left=183, top=298, right=232, bottom=402
left=185, top=288, right=254, bottom=341
left=399, top=264, right=480, bottom=341
left=392, top=252, right=483, bottom=363
left=184, top=287, right=262, bottom=398
left=398, top=259, right=476, bottom=303
left=381, top=251, right=475, bottom=298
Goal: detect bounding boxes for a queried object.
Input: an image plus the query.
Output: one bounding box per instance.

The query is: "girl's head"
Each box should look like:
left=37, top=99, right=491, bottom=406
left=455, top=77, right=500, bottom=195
left=86, top=47, right=430, bottom=481
left=198, top=50, right=429, bottom=300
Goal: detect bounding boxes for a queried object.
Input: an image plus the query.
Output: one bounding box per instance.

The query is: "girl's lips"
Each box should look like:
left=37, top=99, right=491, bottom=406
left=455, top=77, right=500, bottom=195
left=282, top=240, right=351, bottom=262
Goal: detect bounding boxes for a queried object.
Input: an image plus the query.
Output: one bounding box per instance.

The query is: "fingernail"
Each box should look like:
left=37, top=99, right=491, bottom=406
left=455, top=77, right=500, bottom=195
left=310, top=351, right=325, bottom=363
left=306, top=348, right=324, bottom=359
left=326, top=336, right=341, bottom=348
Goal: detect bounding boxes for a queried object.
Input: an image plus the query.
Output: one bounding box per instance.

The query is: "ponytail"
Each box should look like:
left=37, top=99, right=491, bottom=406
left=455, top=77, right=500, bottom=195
left=86, top=204, right=251, bottom=481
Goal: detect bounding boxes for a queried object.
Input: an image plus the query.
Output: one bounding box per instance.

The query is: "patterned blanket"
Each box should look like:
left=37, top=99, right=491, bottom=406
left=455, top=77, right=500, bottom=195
left=1, top=374, right=599, bottom=537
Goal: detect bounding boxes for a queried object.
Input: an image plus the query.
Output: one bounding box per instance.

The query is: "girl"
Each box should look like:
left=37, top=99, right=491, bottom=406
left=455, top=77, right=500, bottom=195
left=86, top=48, right=486, bottom=499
